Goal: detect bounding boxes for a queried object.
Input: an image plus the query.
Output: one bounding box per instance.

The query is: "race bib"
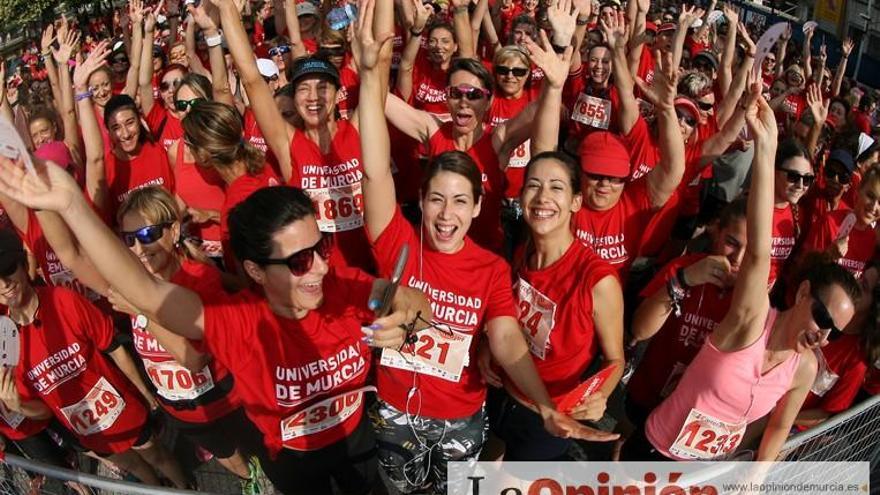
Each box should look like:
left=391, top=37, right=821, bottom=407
left=280, top=385, right=375, bottom=444
left=380, top=325, right=472, bottom=382
left=810, top=349, right=839, bottom=397
left=307, top=182, right=365, bottom=233
left=507, top=140, right=532, bottom=169
left=143, top=359, right=215, bottom=402
left=669, top=408, right=745, bottom=460
left=571, top=94, right=612, bottom=129
left=516, top=278, right=557, bottom=360
left=0, top=401, right=25, bottom=429
left=60, top=377, right=125, bottom=436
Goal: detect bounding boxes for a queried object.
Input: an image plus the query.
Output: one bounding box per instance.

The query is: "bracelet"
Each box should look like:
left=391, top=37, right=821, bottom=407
left=205, top=32, right=223, bottom=47
left=576, top=16, right=590, bottom=25
left=74, top=90, right=93, bottom=102
left=41, top=50, right=52, bottom=57
left=551, top=42, right=568, bottom=54
left=453, top=5, right=469, bottom=13
left=666, top=275, right=688, bottom=317
left=676, top=266, right=691, bottom=289
left=410, top=27, right=423, bottom=37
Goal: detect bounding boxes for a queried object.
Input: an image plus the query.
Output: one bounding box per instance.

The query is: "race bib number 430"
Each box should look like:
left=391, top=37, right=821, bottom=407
left=307, top=182, right=365, bottom=233
left=669, top=408, right=745, bottom=460
left=571, top=94, right=612, bottom=129
left=60, top=377, right=126, bottom=436
left=380, top=325, right=472, bottom=382
left=144, top=359, right=215, bottom=402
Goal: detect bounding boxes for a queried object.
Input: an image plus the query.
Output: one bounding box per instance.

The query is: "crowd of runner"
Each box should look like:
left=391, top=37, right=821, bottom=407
left=0, top=0, right=879, bottom=492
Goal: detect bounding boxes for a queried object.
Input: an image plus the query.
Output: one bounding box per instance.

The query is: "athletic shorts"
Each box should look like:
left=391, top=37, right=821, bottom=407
left=257, top=414, right=376, bottom=495
left=370, top=400, right=486, bottom=495
left=488, top=389, right=572, bottom=461
left=169, top=407, right=261, bottom=460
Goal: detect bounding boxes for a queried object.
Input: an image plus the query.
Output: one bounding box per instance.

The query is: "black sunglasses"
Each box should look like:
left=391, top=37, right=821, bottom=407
left=778, top=168, right=815, bottom=187
left=811, top=293, right=841, bottom=336
left=696, top=100, right=714, bottom=111
left=121, top=223, right=172, bottom=248
left=495, top=66, right=529, bottom=78
left=263, top=74, right=280, bottom=83
left=160, top=78, right=182, bottom=92
left=268, top=45, right=292, bottom=57
left=256, top=234, right=333, bottom=276
left=824, top=168, right=852, bottom=184
left=585, top=172, right=626, bottom=184
left=319, top=46, right=346, bottom=56
left=0, top=252, right=23, bottom=278
left=447, top=85, right=491, bottom=101
left=676, top=109, right=698, bottom=127
left=174, top=98, right=205, bottom=112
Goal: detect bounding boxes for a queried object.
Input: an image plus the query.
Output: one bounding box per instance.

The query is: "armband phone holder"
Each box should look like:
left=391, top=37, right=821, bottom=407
left=0, top=316, right=21, bottom=368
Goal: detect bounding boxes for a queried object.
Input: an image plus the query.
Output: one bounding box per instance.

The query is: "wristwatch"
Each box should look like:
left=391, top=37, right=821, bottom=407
left=205, top=31, right=223, bottom=48
left=135, top=314, right=149, bottom=329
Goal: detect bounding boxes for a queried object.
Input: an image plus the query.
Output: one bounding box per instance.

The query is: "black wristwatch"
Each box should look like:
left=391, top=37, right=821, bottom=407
left=551, top=42, right=568, bottom=54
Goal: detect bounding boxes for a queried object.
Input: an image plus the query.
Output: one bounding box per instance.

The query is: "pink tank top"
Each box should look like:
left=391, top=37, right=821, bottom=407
left=645, top=309, right=801, bottom=460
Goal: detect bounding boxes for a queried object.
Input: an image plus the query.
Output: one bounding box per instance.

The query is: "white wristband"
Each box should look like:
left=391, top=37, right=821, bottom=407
left=205, top=32, right=223, bottom=47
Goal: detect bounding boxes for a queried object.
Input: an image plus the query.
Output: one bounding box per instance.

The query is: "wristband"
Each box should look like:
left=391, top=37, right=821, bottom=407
left=410, top=27, right=423, bottom=37
left=676, top=267, right=691, bottom=288
left=551, top=43, right=568, bottom=54
left=666, top=275, right=688, bottom=317
left=75, top=90, right=93, bottom=102
left=453, top=5, right=469, bottom=13
left=205, top=32, right=223, bottom=47
left=576, top=16, right=590, bottom=25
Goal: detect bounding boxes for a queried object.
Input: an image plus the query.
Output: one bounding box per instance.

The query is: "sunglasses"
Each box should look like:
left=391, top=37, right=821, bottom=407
left=495, top=66, right=529, bottom=78
left=824, top=168, right=852, bottom=184
left=268, top=45, right=291, bottom=57
left=263, top=74, right=280, bottom=83
left=696, top=100, right=714, bottom=111
left=778, top=168, right=815, bottom=187
left=160, top=78, right=183, bottom=92
left=256, top=233, right=333, bottom=276
left=0, top=253, right=23, bottom=279
left=112, top=57, right=128, bottom=64
left=447, top=85, right=491, bottom=101
left=174, top=98, right=205, bottom=112
left=811, top=293, right=841, bottom=337
left=121, top=223, right=171, bottom=248
left=676, top=109, right=698, bottom=127
left=319, top=46, right=346, bottom=56
left=585, top=172, right=626, bottom=184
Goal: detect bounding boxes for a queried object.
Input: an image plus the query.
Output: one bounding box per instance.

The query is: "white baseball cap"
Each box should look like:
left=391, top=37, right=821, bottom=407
left=256, top=58, right=280, bottom=78
left=296, top=2, right=318, bottom=17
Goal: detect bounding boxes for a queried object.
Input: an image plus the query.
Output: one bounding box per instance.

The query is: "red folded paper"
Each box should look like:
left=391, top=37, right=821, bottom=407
left=556, top=364, right=618, bottom=414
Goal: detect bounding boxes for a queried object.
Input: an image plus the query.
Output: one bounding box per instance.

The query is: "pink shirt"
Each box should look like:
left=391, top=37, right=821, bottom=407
left=646, top=310, right=801, bottom=460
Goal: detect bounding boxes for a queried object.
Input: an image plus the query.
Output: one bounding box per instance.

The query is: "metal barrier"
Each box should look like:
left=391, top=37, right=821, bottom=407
left=779, top=393, right=880, bottom=463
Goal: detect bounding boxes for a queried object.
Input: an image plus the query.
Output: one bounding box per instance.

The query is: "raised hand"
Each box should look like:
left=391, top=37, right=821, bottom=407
left=780, top=23, right=792, bottom=41
left=547, top=0, right=579, bottom=48
left=40, top=24, right=56, bottom=53
left=189, top=1, right=218, bottom=31
left=745, top=91, right=778, bottom=148
left=129, top=0, right=146, bottom=25
left=678, top=5, right=705, bottom=30
left=54, top=27, right=81, bottom=63
left=842, top=38, right=855, bottom=57
left=73, top=40, right=111, bottom=90
left=573, top=0, right=592, bottom=21
left=411, top=0, right=432, bottom=32
left=0, top=156, right=83, bottom=215
left=351, top=0, right=394, bottom=72
left=524, top=30, right=573, bottom=90
left=806, top=83, right=828, bottom=124
left=819, top=43, right=827, bottom=64
left=57, top=14, right=70, bottom=42
left=737, top=21, right=756, bottom=57
left=722, top=2, right=738, bottom=24
left=652, top=49, right=678, bottom=110
left=600, top=9, right=628, bottom=52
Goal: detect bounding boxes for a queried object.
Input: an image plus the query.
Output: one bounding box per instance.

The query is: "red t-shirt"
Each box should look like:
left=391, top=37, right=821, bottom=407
left=411, top=53, right=449, bottom=116
left=15, top=287, right=148, bottom=454
left=427, top=124, right=505, bottom=253
left=131, top=260, right=239, bottom=424
left=564, top=69, right=620, bottom=138
left=144, top=104, right=183, bottom=151
left=221, top=167, right=280, bottom=268
left=242, top=109, right=282, bottom=178
left=801, top=333, right=867, bottom=416
left=801, top=208, right=876, bottom=278
left=628, top=253, right=733, bottom=411
left=623, top=116, right=659, bottom=181
left=370, top=208, right=518, bottom=419
left=572, top=178, right=655, bottom=279
left=852, top=110, right=872, bottom=135
left=513, top=241, right=617, bottom=402
left=20, top=210, right=101, bottom=303
left=487, top=92, right=535, bottom=199
left=288, top=121, right=374, bottom=272
left=769, top=205, right=797, bottom=287
left=102, top=140, right=176, bottom=219
left=201, top=267, right=375, bottom=454
left=335, top=64, right=360, bottom=120
left=172, top=142, right=225, bottom=258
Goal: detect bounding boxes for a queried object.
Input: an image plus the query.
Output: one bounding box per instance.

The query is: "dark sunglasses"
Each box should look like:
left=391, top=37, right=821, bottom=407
left=778, top=168, right=815, bottom=187
left=263, top=74, right=280, bottom=83
left=824, top=168, right=852, bottom=184
left=319, top=46, right=346, bottom=56
left=0, top=252, right=23, bottom=278
left=111, top=57, right=128, bottom=64
left=585, top=172, right=626, bottom=184
left=256, top=233, right=333, bottom=276
left=811, top=293, right=841, bottom=336
left=696, top=100, right=714, bottom=111
left=160, top=79, right=182, bottom=92
left=268, top=45, right=291, bottom=57
left=174, top=98, right=205, bottom=112
left=495, top=66, right=529, bottom=78
left=121, top=223, right=171, bottom=248
left=447, top=85, right=491, bottom=101
left=675, top=109, right=698, bottom=127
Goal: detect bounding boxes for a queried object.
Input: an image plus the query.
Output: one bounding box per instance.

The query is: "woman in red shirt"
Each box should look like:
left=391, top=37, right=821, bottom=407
left=769, top=140, right=814, bottom=289
left=357, top=17, right=614, bottom=493
left=489, top=151, right=625, bottom=460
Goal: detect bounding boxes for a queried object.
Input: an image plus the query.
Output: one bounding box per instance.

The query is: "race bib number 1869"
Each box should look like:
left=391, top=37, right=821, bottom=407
left=307, top=182, right=365, bottom=233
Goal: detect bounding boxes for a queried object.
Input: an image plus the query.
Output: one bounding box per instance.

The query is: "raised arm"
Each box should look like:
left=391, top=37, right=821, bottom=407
left=450, top=0, right=475, bottom=59
left=804, top=83, right=829, bottom=157
left=470, top=0, right=489, bottom=41
left=396, top=0, right=431, bottom=102
left=184, top=14, right=211, bottom=78
left=546, top=0, right=580, bottom=70
left=645, top=52, right=685, bottom=208
left=604, top=10, right=639, bottom=135
left=831, top=38, right=853, bottom=98
left=814, top=42, right=827, bottom=89
left=717, top=4, right=739, bottom=96
left=626, top=0, right=648, bottom=77
left=40, top=25, right=64, bottom=111
left=693, top=0, right=716, bottom=43
left=526, top=32, right=572, bottom=154
left=802, top=25, right=814, bottom=81
left=0, top=157, right=207, bottom=340
left=357, top=0, right=398, bottom=241
left=711, top=90, right=776, bottom=351
left=54, top=22, right=82, bottom=165
left=671, top=6, right=704, bottom=72
left=138, top=5, right=159, bottom=115
left=282, top=0, right=309, bottom=58
left=123, top=0, right=147, bottom=98
left=191, top=2, right=235, bottom=106
left=715, top=22, right=755, bottom=128
left=73, top=44, right=112, bottom=212
left=216, top=0, right=294, bottom=181
left=775, top=25, right=790, bottom=79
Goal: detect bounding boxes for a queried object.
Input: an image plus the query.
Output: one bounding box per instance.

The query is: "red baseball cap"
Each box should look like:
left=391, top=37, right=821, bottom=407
left=34, top=141, right=73, bottom=170
left=645, top=21, right=658, bottom=33
left=657, top=22, right=677, bottom=33
left=673, top=97, right=702, bottom=120
left=578, top=131, right=632, bottom=178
